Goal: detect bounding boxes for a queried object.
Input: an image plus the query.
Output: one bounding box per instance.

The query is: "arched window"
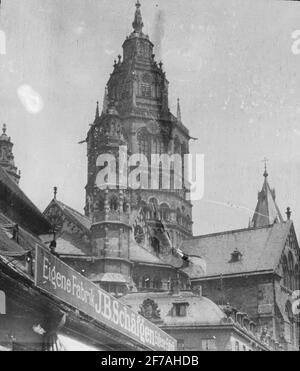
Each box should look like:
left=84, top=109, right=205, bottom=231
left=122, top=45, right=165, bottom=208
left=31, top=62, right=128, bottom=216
left=123, top=199, right=129, bottom=213
left=282, top=255, right=289, bottom=289
left=288, top=252, right=294, bottom=290
left=140, top=201, right=150, bottom=219
left=160, top=203, right=170, bottom=222
left=174, top=137, right=181, bottom=154
left=141, top=83, right=152, bottom=98
left=140, top=73, right=153, bottom=98
left=153, top=137, right=163, bottom=155
left=137, top=129, right=150, bottom=157
left=98, top=196, right=105, bottom=211
left=295, top=264, right=300, bottom=291
left=110, top=195, right=119, bottom=212
left=149, top=198, right=159, bottom=219
left=152, top=237, right=160, bottom=256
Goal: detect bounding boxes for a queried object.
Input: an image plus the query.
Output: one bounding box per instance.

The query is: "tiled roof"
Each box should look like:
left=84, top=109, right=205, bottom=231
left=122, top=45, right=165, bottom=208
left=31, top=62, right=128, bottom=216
left=0, top=166, right=51, bottom=232
left=39, top=233, right=91, bottom=257
left=130, top=240, right=172, bottom=267
left=0, top=224, right=25, bottom=256
left=182, top=222, right=292, bottom=279
left=0, top=212, right=47, bottom=257
left=55, top=201, right=92, bottom=232
left=121, top=292, right=226, bottom=326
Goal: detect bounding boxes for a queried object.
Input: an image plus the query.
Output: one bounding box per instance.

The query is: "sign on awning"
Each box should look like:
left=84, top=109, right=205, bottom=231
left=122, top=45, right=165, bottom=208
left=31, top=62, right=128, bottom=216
left=35, top=245, right=177, bottom=351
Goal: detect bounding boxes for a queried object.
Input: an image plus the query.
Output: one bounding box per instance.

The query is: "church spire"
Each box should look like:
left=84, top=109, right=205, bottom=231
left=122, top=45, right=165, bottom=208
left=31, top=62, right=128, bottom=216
left=132, top=0, right=144, bottom=33
left=263, top=157, right=268, bottom=178
left=95, top=101, right=100, bottom=121
left=251, top=165, right=283, bottom=228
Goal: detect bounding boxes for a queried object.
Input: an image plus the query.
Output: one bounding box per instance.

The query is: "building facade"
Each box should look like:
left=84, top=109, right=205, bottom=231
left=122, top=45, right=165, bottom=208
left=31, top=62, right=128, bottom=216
left=183, top=172, right=300, bottom=351
left=0, top=126, right=172, bottom=352
left=1, top=1, right=299, bottom=352
left=41, top=2, right=296, bottom=351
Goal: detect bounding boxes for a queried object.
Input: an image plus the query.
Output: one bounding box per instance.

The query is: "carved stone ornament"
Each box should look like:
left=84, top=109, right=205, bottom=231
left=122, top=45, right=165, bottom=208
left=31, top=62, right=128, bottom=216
left=139, top=298, right=161, bottom=320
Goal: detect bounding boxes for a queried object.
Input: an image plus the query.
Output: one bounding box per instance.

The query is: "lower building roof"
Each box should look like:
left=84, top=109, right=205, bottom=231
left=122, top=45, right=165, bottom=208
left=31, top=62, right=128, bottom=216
left=182, top=221, right=293, bottom=279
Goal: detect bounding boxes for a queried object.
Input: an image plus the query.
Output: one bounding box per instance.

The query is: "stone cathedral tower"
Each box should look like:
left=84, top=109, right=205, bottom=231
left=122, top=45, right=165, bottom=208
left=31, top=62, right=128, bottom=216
left=0, top=124, right=20, bottom=184
left=85, top=1, right=193, bottom=267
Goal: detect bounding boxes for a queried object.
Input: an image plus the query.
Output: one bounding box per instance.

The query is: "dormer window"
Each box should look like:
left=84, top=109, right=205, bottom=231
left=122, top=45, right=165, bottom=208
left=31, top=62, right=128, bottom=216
left=230, top=249, right=243, bottom=263
left=172, top=302, right=189, bottom=317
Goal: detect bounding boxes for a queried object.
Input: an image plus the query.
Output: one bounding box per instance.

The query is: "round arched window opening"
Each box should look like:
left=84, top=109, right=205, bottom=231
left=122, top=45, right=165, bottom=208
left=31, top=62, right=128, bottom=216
left=134, top=225, right=145, bottom=244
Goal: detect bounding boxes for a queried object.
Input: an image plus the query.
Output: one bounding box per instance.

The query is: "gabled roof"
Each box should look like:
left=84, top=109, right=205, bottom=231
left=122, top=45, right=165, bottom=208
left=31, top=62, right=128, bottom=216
left=56, top=201, right=92, bottom=231
left=39, top=234, right=90, bottom=257
left=182, top=221, right=293, bottom=279
left=0, top=166, right=51, bottom=234
left=44, top=199, right=92, bottom=233
left=251, top=172, right=283, bottom=228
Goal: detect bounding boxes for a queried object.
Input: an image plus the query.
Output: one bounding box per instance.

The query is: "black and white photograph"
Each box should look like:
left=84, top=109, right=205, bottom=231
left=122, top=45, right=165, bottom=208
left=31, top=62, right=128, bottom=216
left=0, top=0, right=299, bottom=354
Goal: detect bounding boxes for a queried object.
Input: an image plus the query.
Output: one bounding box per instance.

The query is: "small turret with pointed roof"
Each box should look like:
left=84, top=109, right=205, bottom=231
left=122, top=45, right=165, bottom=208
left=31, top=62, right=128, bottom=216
left=177, top=98, right=182, bottom=122
left=251, top=162, right=283, bottom=228
left=102, top=87, right=109, bottom=115
left=94, top=101, right=100, bottom=122
left=132, top=0, right=144, bottom=33
left=0, top=123, right=21, bottom=184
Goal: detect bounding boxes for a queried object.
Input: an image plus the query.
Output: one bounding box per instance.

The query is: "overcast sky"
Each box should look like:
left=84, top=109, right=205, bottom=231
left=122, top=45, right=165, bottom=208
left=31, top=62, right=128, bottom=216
left=0, top=0, right=300, bottom=236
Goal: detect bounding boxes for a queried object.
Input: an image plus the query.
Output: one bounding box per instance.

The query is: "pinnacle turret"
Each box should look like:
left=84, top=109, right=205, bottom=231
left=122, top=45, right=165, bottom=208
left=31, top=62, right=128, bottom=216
left=132, top=1, right=144, bottom=33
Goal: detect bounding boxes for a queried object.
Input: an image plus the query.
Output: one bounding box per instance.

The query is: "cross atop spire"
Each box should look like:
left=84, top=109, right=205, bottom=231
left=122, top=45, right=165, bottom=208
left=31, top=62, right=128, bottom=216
left=132, top=0, right=144, bottom=33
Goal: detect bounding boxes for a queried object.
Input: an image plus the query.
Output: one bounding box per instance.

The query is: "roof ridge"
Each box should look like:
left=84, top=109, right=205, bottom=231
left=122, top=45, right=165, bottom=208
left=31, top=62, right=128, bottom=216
left=56, top=200, right=89, bottom=220
left=190, top=223, right=278, bottom=240
left=0, top=167, right=51, bottom=232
